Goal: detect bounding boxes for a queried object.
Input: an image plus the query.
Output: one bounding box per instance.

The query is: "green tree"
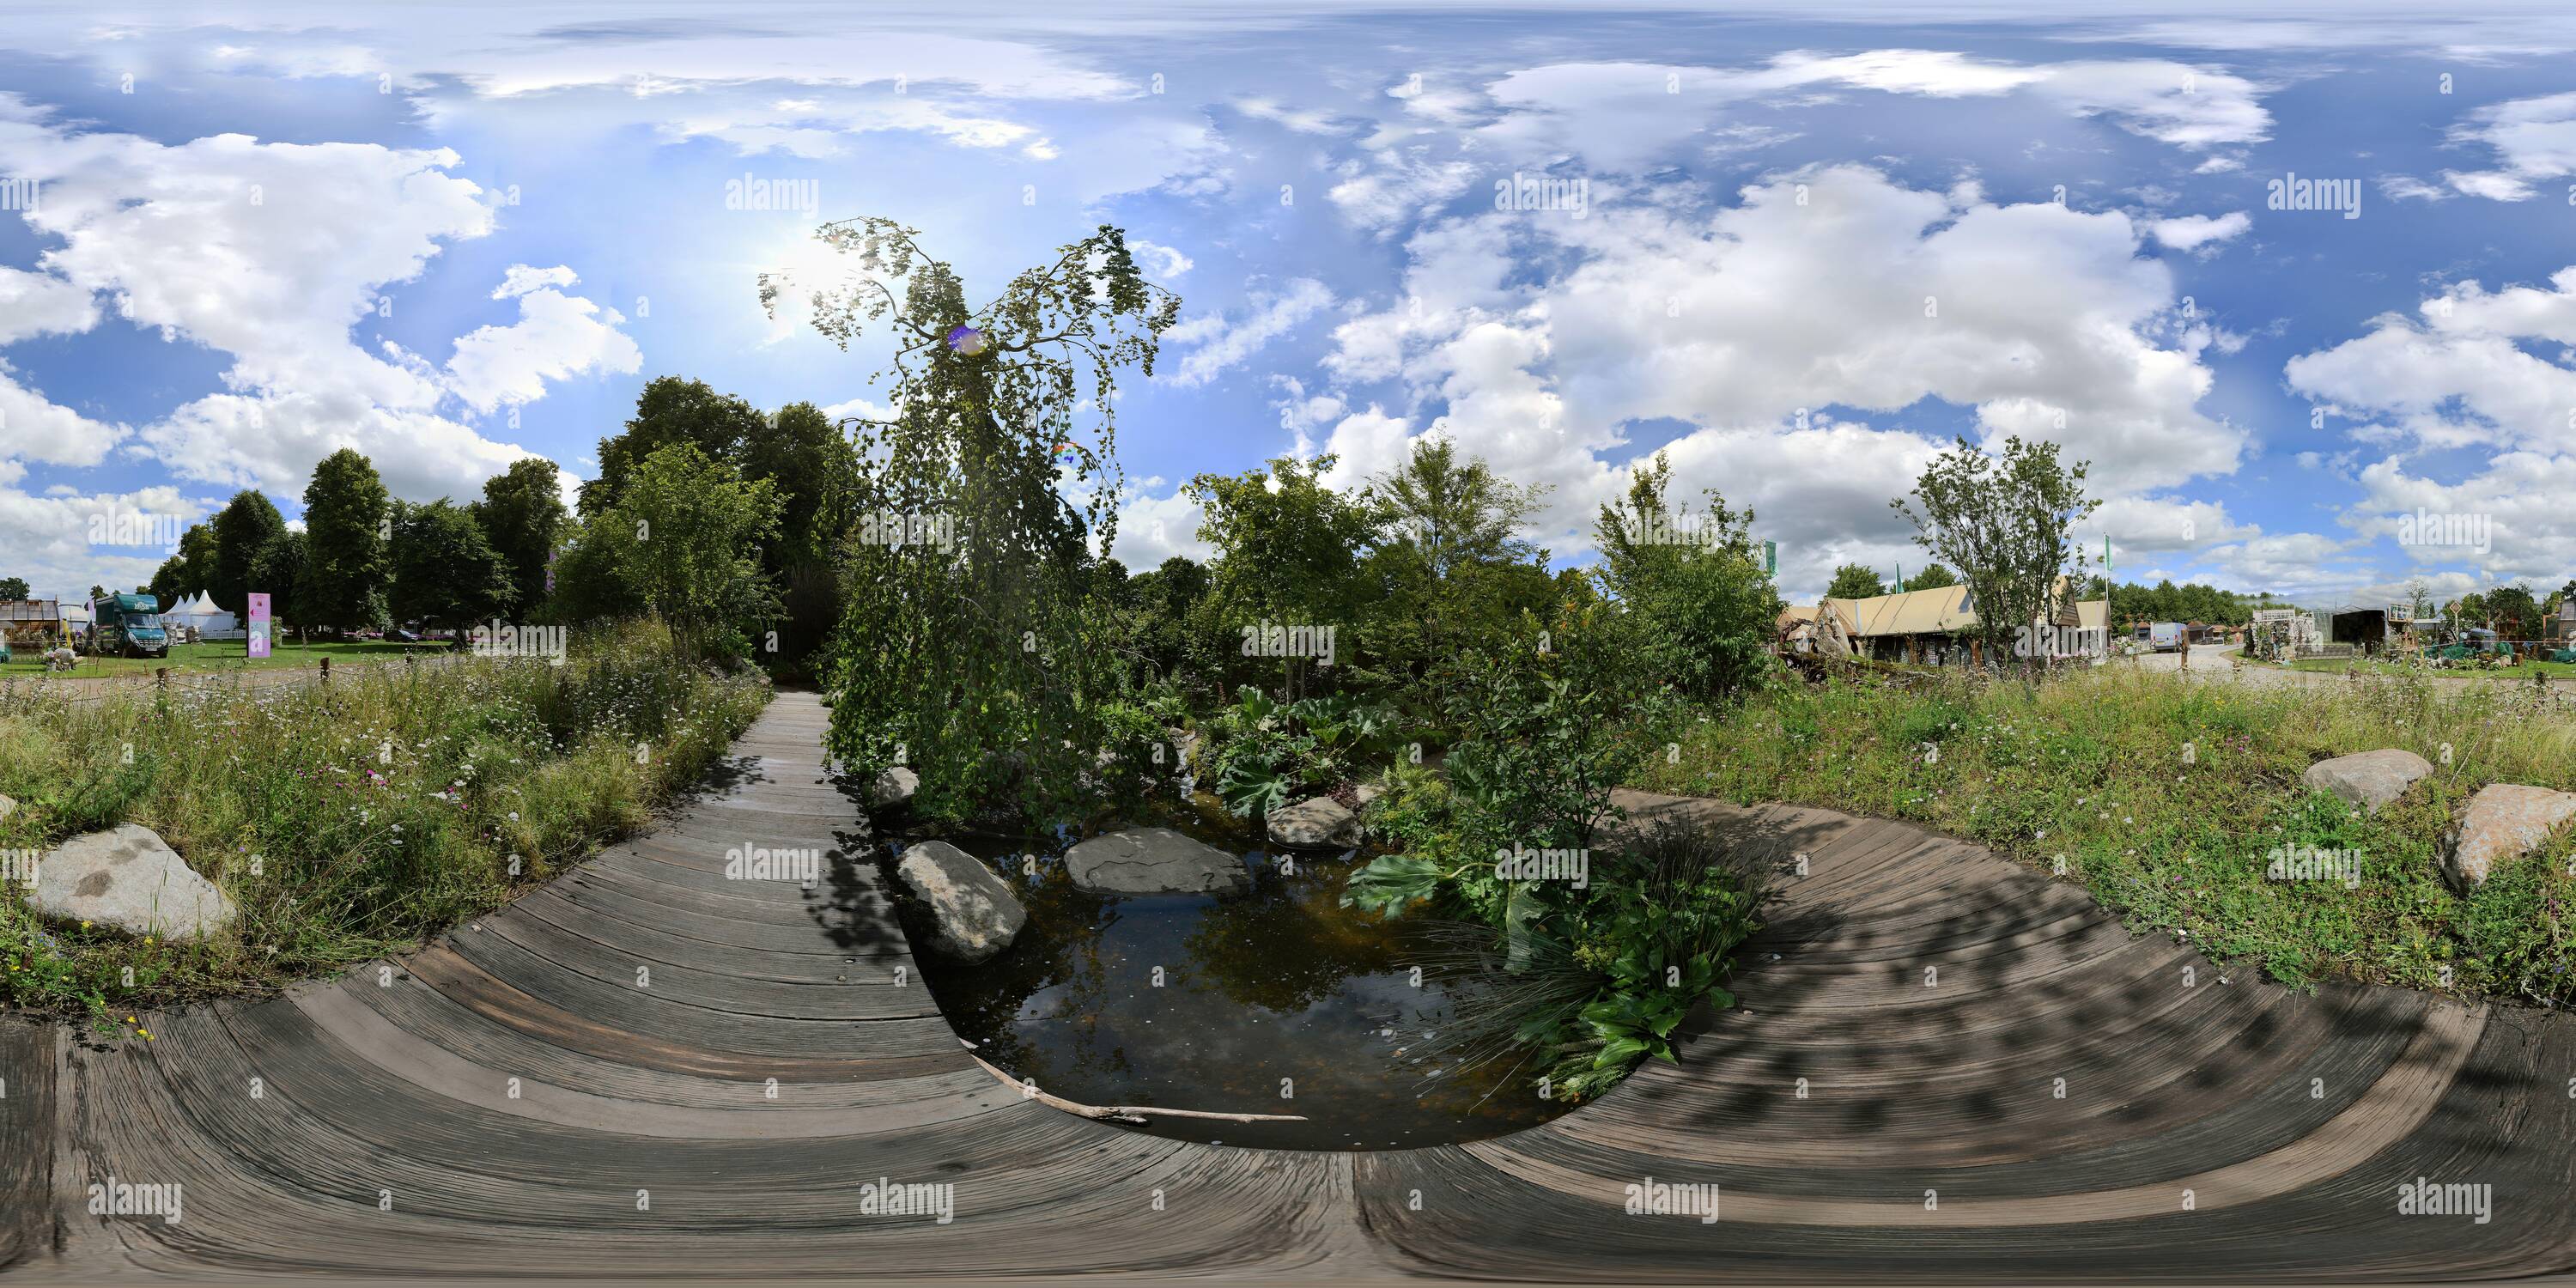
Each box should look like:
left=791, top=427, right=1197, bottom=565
left=740, top=401, right=861, bottom=668
left=210, top=490, right=289, bottom=614
left=579, top=376, right=767, bottom=517
left=1891, top=436, right=2098, bottom=669
left=248, top=530, right=308, bottom=640
left=771, top=217, right=1177, bottom=823
left=149, top=525, right=214, bottom=605
left=1905, top=562, right=1959, bottom=591
left=1594, top=453, right=1779, bottom=702
left=299, top=447, right=392, bottom=633
left=474, top=457, right=568, bottom=621
left=1826, top=563, right=1887, bottom=601
left=571, top=442, right=781, bottom=657
left=1370, top=438, right=1546, bottom=579
left=389, top=501, right=516, bottom=640
left=2485, top=583, right=2542, bottom=641
left=1189, top=453, right=1387, bottom=698
left=0, top=576, right=27, bottom=600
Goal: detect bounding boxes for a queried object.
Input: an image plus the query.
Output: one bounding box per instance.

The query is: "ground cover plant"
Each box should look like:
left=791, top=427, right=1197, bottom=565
left=1631, top=664, right=2576, bottom=1005
left=0, top=620, right=770, bottom=1023
left=0, top=638, right=452, bottom=679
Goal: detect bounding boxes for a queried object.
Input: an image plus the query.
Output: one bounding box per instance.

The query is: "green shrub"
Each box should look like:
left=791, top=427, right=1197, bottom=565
left=1, top=620, right=769, bottom=1022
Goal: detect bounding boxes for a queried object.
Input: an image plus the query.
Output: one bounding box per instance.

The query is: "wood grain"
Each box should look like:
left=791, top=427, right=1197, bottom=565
left=8, top=698, right=2572, bottom=1282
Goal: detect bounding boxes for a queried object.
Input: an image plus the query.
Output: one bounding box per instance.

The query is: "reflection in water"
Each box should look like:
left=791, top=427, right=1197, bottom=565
left=899, top=827, right=1571, bottom=1151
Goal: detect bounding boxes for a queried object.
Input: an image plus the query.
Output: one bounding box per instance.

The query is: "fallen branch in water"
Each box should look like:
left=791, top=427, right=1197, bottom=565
left=961, top=1045, right=1309, bottom=1125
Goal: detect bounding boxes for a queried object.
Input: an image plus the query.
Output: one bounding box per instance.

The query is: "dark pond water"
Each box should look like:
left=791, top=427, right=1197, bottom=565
left=893, top=824, right=1571, bottom=1151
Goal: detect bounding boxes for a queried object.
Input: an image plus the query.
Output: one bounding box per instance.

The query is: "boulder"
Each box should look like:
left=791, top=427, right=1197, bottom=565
left=868, top=768, right=919, bottom=811
left=893, top=841, right=1024, bottom=963
left=1267, top=795, right=1359, bottom=848
left=1065, top=827, right=1250, bottom=896
left=2448, top=784, right=2576, bottom=887
left=2303, top=750, right=2435, bottom=816
left=30, top=823, right=236, bottom=943
left=1353, top=782, right=1385, bottom=809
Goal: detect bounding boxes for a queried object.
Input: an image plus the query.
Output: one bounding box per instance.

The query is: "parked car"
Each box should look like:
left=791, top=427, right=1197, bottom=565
left=386, top=628, right=422, bottom=643
left=2148, top=622, right=2185, bottom=653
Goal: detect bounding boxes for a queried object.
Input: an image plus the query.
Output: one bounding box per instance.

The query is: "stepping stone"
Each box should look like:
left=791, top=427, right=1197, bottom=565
left=31, top=823, right=237, bottom=943
left=2447, top=783, right=2576, bottom=887
left=1065, top=827, right=1250, bottom=896
left=1267, top=795, right=1359, bottom=848
left=2302, top=749, right=2433, bottom=815
left=893, top=841, right=1024, bottom=963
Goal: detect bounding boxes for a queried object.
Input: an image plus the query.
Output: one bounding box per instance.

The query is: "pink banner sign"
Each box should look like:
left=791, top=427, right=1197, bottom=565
left=246, top=592, right=271, bottom=659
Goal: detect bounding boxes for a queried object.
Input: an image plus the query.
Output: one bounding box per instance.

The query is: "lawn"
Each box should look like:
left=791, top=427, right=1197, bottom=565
left=1632, top=665, right=2576, bottom=1005
left=0, top=621, right=772, bottom=1022
left=2286, top=655, right=2576, bottom=680
left=0, top=638, right=450, bottom=680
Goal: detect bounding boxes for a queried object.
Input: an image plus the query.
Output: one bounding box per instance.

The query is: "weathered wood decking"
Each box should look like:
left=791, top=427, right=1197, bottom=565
left=4, top=690, right=2571, bottom=1281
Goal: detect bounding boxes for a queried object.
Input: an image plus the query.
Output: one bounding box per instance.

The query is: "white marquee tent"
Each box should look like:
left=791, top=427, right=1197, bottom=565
left=165, top=592, right=240, bottom=636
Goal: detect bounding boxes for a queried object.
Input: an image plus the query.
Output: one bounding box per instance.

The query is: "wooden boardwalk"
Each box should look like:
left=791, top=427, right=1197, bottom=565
left=4, top=691, right=2571, bottom=1281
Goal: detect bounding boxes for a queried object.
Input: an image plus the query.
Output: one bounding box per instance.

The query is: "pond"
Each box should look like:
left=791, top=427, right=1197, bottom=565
left=895, top=824, right=1574, bottom=1151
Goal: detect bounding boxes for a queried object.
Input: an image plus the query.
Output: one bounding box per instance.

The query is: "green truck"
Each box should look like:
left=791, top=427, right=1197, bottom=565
left=92, top=592, right=170, bottom=659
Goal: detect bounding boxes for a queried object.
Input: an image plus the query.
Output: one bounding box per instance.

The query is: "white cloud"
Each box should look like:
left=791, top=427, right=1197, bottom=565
left=1309, top=166, right=2244, bottom=580
left=2438, top=91, right=2576, bottom=202
left=445, top=270, right=642, bottom=414
left=1163, top=277, right=1334, bottom=387
left=2284, top=267, right=2576, bottom=456
left=1128, top=240, right=1194, bottom=280
left=0, top=100, right=623, bottom=507
left=492, top=264, right=580, bottom=298
left=2284, top=269, right=2576, bottom=588
left=2147, top=210, right=2251, bottom=252
left=1456, top=52, right=2266, bottom=177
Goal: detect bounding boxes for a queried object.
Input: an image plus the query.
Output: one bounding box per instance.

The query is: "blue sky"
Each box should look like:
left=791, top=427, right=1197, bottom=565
left=2, top=2, right=2573, bottom=609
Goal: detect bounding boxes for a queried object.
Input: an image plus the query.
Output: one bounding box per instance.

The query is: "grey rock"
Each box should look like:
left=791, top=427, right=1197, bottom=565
left=31, top=823, right=237, bottom=943
left=1065, top=827, right=1250, bottom=896
left=2302, top=749, right=2433, bottom=816
left=1353, top=782, right=1385, bottom=808
left=869, top=767, right=919, bottom=810
left=2448, top=783, right=2576, bottom=888
left=1268, top=795, right=1360, bottom=848
left=894, top=841, right=1025, bottom=963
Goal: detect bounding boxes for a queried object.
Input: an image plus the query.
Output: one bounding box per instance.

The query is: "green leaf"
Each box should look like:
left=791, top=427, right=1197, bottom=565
left=1594, top=1036, right=1651, bottom=1068
left=1340, top=854, right=1443, bottom=916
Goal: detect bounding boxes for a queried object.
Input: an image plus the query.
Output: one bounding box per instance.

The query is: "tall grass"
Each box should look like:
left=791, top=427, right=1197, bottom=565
left=0, top=620, right=772, bottom=1022
left=1635, top=666, right=2576, bottom=1004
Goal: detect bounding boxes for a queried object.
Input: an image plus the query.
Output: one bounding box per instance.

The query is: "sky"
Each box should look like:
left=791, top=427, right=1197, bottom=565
left=1, top=1, right=2573, bottom=610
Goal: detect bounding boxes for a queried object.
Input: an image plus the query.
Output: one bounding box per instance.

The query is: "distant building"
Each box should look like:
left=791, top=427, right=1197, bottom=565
left=0, top=599, right=65, bottom=647
left=2554, top=600, right=2576, bottom=642
left=1791, top=582, right=2107, bottom=665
